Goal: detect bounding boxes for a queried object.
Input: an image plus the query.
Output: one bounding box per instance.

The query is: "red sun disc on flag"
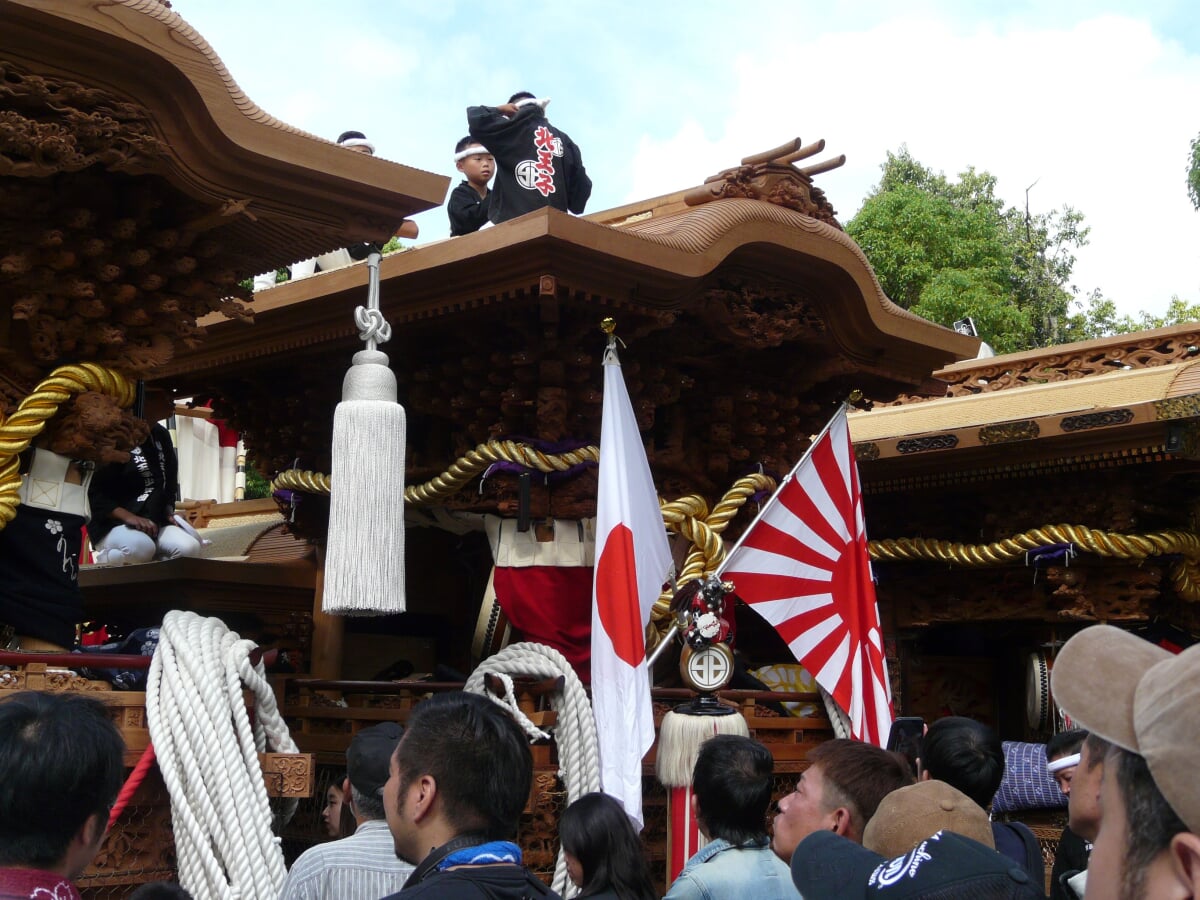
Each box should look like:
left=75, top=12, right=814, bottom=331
left=595, top=523, right=645, bottom=667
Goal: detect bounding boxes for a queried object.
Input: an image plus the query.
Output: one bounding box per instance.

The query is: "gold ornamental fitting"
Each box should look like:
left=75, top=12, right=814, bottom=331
left=600, top=317, right=616, bottom=335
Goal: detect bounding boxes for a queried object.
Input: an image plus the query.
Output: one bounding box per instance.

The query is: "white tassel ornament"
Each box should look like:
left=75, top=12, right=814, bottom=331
left=324, top=249, right=406, bottom=614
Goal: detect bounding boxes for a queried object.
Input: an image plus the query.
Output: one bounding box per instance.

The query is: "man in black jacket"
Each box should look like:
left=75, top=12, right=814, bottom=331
left=383, top=691, right=560, bottom=898
left=467, top=92, right=591, bottom=226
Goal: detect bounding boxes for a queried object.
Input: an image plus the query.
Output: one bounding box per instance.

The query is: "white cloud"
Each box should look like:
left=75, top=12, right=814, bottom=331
left=627, top=14, right=1200, bottom=316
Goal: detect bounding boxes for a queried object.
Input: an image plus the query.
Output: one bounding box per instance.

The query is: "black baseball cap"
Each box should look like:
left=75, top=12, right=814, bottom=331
left=345, top=722, right=403, bottom=797
left=791, top=830, right=1042, bottom=900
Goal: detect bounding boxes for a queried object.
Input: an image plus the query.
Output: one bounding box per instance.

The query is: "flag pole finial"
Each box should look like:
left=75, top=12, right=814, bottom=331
left=848, top=388, right=863, bottom=404
left=600, top=317, right=616, bottom=335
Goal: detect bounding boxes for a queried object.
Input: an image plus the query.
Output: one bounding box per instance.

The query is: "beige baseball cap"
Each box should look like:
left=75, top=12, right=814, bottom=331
left=862, top=779, right=995, bottom=859
left=1051, top=624, right=1200, bottom=833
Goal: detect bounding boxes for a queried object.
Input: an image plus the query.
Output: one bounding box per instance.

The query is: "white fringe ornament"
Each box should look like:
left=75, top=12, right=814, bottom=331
left=323, top=248, right=406, bottom=615
left=656, top=706, right=749, bottom=788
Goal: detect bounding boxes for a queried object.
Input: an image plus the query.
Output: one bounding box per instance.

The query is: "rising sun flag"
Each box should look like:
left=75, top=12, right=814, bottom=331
left=718, top=405, right=893, bottom=746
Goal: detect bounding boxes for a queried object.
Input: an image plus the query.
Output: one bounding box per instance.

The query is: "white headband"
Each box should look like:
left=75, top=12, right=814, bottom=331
left=514, top=96, right=551, bottom=110
left=339, top=137, right=375, bottom=153
left=454, top=145, right=491, bottom=162
left=1046, top=752, right=1081, bottom=774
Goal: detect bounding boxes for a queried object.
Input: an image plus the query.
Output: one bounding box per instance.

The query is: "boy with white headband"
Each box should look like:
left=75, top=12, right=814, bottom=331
left=466, top=91, right=591, bottom=226
left=1046, top=729, right=1091, bottom=900
left=448, top=136, right=494, bottom=236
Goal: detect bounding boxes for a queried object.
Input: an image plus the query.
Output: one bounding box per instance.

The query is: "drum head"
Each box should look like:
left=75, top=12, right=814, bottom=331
left=1025, top=651, right=1054, bottom=732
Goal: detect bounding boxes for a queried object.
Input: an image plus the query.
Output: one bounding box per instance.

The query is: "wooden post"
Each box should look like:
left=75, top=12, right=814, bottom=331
left=309, top=545, right=344, bottom=679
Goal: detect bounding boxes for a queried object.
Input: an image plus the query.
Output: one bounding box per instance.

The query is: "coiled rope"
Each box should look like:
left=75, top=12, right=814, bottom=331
left=0, top=363, right=135, bottom=529
left=147, top=610, right=299, bottom=900
left=465, top=642, right=600, bottom=898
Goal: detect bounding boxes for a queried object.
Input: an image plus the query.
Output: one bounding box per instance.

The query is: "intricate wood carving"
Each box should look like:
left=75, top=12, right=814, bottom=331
left=883, top=561, right=1162, bottom=627
left=1060, top=409, right=1135, bottom=431
left=855, top=442, right=880, bottom=462
left=0, top=662, right=111, bottom=693
left=259, top=752, right=315, bottom=798
left=0, top=63, right=169, bottom=177
left=1156, top=396, right=1200, bottom=421
left=978, top=421, right=1039, bottom=444
left=896, top=434, right=958, bottom=454
left=889, top=327, right=1200, bottom=405
left=81, top=769, right=177, bottom=893
left=683, top=138, right=844, bottom=228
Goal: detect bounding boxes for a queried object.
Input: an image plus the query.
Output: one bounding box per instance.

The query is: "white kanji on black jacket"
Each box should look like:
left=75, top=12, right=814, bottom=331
left=467, top=104, right=592, bottom=225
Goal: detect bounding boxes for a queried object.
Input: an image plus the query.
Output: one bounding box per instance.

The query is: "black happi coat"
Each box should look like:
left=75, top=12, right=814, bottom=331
left=467, top=104, right=591, bottom=225
left=88, top=423, right=179, bottom=543
left=448, top=181, right=492, bottom=236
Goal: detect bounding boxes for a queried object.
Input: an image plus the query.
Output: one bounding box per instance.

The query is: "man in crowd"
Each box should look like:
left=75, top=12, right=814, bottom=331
left=917, top=716, right=1043, bottom=882
left=281, top=723, right=414, bottom=899
left=665, top=734, right=797, bottom=899
left=771, top=738, right=913, bottom=864
left=382, top=691, right=559, bottom=898
left=466, top=92, right=591, bottom=227
left=1052, top=624, right=1200, bottom=899
left=1046, top=729, right=1092, bottom=900
left=0, top=691, right=125, bottom=898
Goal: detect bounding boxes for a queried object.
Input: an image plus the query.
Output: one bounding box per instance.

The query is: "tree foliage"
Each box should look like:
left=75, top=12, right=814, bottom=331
left=847, top=148, right=1089, bottom=354
left=1071, top=292, right=1200, bottom=340
left=1189, top=131, right=1200, bottom=210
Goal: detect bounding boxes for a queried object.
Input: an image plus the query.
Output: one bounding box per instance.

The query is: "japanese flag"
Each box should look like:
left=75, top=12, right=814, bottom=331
left=591, top=341, right=673, bottom=828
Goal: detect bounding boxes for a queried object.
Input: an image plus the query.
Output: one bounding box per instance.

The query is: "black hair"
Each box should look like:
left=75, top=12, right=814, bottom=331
left=455, top=135, right=481, bottom=154
left=1046, top=729, right=1088, bottom=761
left=558, top=792, right=656, bottom=900
left=920, top=716, right=1005, bottom=810
left=1083, top=732, right=1110, bottom=770
left=129, top=884, right=194, bottom=900
left=507, top=91, right=536, bottom=104
left=807, top=739, right=914, bottom=834
left=337, top=130, right=367, bottom=144
left=394, top=691, right=531, bottom=840
left=692, top=734, right=774, bottom=846
left=1113, top=746, right=1187, bottom=899
left=0, top=691, right=125, bottom=868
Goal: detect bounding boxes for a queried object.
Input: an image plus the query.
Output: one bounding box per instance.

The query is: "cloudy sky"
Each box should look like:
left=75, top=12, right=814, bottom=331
left=177, top=0, right=1200, bottom=321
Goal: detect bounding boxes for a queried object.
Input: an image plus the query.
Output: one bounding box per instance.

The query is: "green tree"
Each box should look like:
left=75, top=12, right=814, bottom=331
left=1070, top=292, right=1200, bottom=338
left=1189, top=131, right=1200, bottom=210
left=847, top=148, right=1090, bottom=354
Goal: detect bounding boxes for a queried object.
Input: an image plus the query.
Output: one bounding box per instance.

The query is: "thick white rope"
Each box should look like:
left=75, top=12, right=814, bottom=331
left=146, top=610, right=299, bottom=900
left=466, top=642, right=600, bottom=898
left=819, top=685, right=853, bottom=740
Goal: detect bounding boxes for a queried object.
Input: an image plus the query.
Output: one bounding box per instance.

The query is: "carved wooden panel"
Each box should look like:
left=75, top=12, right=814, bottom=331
left=259, top=752, right=315, bottom=798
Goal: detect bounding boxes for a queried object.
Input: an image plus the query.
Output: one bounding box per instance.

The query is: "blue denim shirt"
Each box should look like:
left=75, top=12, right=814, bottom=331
left=663, top=837, right=802, bottom=899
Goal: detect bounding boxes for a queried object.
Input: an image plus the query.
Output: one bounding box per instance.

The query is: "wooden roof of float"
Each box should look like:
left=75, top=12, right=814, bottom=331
left=849, top=325, right=1200, bottom=491
left=161, top=140, right=980, bottom=513
left=0, top=0, right=447, bottom=434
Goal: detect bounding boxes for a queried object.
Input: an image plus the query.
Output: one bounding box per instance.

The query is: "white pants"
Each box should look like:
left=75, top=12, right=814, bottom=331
left=252, top=249, right=354, bottom=292
left=93, top=524, right=202, bottom=566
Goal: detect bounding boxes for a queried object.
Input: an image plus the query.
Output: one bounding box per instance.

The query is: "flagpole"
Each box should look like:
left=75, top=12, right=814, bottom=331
left=716, top=400, right=849, bottom=575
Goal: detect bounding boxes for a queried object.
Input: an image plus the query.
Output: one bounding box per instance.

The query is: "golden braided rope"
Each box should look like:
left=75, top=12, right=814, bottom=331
left=869, top=526, right=1200, bottom=603
left=647, top=473, right=779, bottom=647
left=271, top=441, right=601, bottom=505
left=0, top=364, right=136, bottom=530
